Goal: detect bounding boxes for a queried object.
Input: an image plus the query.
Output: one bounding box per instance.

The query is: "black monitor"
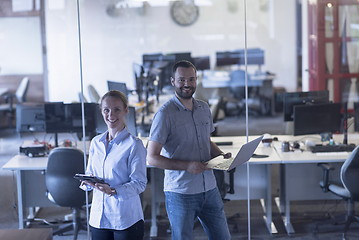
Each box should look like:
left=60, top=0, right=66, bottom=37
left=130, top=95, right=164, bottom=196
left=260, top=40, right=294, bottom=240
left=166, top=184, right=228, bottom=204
left=16, top=103, right=46, bottom=132
left=236, top=48, right=265, bottom=65
left=283, top=90, right=330, bottom=121
left=168, top=52, right=192, bottom=62
left=107, top=81, right=128, bottom=97
left=44, top=102, right=97, bottom=135
left=354, top=102, right=359, bottom=132
left=215, top=51, right=240, bottom=66
left=193, top=56, right=210, bottom=70
left=293, top=103, right=342, bottom=136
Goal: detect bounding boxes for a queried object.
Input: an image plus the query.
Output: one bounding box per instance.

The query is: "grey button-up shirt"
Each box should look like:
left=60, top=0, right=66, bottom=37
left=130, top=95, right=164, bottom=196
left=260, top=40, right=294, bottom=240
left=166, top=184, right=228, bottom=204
left=149, top=96, right=217, bottom=194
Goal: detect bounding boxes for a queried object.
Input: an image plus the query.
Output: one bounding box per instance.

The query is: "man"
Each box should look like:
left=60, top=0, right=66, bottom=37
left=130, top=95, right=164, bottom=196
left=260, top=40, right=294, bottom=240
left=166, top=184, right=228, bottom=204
left=147, top=60, right=231, bottom=240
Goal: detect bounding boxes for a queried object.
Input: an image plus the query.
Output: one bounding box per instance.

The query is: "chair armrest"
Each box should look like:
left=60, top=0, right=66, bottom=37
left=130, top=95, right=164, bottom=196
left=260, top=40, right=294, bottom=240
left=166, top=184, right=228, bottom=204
left=317, top=163, right=335, bottom=192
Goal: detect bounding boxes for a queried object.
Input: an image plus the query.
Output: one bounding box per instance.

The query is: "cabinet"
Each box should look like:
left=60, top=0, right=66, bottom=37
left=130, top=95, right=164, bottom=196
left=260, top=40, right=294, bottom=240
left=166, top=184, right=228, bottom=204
left=308, top=0, right=359, bottom=108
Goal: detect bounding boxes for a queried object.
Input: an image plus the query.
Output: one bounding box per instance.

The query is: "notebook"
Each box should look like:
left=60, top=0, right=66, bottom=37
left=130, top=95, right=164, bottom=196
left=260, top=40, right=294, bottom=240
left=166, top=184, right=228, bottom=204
left=207, top=136, right=263, bottom=171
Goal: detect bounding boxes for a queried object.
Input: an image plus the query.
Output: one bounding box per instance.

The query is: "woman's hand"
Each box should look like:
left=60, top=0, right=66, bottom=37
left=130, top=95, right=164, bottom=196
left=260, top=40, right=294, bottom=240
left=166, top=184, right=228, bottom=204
left=94, top=183, right=116, bottom=196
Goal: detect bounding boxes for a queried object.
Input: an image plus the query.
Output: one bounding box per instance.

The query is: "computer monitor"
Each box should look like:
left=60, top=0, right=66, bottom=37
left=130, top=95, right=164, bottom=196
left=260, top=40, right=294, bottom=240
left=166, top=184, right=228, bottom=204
left=44, top=102, right=97, bottom=135
left=107, top=81, right=128, bottom=97
left=16, top=103, right=46, bottom=132
left=193, top=56, right=210, bottom=70
left=236, top=48, right=265, bottom=65
left=354, top=102, right=359, bottom=132
left=293, top=103, right=342, bottom=136
left=283, top=90, right=330, bottom=122
left=215, top=51, right=240, bottom=66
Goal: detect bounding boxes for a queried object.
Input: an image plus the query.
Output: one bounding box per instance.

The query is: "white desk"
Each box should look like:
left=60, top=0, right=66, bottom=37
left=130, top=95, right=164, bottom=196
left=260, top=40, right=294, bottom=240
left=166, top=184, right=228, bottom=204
left=2, top=155, right=55, bottom=229
left=273, top=134, right=359, bottom=234
left=147, top=136, right=281, bottom=236
left=212, top=136, right=281, bottom=234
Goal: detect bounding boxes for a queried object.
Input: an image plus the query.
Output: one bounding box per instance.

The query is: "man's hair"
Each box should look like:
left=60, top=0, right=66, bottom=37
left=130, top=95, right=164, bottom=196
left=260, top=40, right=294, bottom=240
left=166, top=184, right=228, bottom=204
left=172, top=60, right=197, bottom=77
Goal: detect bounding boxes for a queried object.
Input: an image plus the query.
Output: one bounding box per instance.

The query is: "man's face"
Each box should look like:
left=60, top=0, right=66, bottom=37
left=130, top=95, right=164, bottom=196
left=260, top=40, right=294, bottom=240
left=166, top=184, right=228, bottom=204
left=171, top=66, right=197, bottom=99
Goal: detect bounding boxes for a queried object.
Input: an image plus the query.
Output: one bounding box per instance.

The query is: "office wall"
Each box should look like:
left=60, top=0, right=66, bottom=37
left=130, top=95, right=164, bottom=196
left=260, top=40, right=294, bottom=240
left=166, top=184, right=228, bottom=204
left=0, top=17, right=42, bottom=74
left=47, top=0, right=296, bottom=102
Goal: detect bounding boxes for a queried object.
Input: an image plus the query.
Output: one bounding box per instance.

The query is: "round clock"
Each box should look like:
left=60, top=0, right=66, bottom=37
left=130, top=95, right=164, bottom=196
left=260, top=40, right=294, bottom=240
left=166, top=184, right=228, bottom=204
left=170, top=1, right=199, bottom=26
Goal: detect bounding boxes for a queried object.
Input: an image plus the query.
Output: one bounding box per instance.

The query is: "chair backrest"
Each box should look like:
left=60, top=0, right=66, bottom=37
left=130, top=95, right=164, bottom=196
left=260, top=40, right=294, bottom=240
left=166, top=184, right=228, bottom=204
left=126, top=106, right=137, bottom=136
left=16, top=77, right=30, bottom=103
left=229, top=70, right=248, bottom=99
left=341, top=146, right=359, bottom=200
left=87, top=84, right=101, bottom=103
left=107, top=80, right=128, bottom=97
left=46, top=147, right=86, bottom=207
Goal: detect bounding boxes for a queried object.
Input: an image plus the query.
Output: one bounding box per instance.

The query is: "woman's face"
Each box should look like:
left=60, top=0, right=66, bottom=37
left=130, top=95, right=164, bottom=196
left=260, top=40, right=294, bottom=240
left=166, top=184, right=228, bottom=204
left=101, top=96, right=128, bottom=131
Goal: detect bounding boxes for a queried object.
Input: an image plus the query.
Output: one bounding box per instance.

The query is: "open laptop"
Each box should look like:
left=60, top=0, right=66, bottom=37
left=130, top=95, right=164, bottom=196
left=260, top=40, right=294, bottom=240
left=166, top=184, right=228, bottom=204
left=207, top=136, right=263, bottom=171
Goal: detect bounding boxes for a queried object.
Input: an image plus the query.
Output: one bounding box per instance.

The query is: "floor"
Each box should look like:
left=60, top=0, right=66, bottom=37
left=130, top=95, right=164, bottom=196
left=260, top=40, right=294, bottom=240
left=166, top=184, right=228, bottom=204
left=1, top=114, right=359, bottom=239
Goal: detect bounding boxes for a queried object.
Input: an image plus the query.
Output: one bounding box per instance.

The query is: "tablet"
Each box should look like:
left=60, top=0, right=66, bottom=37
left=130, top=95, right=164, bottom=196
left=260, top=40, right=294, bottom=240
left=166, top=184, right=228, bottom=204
left=74, top=174, right=107, bottom=185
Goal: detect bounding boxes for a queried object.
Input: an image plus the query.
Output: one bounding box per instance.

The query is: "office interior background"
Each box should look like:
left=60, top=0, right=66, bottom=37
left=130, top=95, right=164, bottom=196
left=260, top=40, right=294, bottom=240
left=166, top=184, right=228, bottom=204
left=1, top=0, right=359, bottom=239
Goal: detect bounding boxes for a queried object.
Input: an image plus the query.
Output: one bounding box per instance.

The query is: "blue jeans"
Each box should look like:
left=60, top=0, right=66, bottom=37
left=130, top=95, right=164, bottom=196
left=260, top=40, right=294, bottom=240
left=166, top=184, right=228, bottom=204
left=165, top=188, right=231, bottom=240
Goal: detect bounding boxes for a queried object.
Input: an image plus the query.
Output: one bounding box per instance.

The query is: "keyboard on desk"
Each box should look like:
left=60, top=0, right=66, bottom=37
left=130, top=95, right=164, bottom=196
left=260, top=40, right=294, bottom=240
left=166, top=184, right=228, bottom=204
left=310, top=144, right=356, bottom=153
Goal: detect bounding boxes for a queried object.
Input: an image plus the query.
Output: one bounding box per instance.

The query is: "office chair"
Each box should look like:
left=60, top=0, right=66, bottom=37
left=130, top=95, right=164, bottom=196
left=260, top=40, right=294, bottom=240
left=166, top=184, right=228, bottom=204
left=46, top=147, right=88, bottom=240
left=133, top=63, right=145, bottom=102
left=318, top=146, right=359, bottom=239
left=0, top=77, right=30, bottom=126
left=107, top=80, right=128, bottom=97
left=87, top=84, right=100, bottom=103
left=228, top=70, right=263, bottom=116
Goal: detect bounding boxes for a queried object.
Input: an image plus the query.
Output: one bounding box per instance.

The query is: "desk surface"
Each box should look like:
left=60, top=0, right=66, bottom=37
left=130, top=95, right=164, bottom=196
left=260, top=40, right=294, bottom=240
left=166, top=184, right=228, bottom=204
left=4, top=134, right=359, bottom=171
left=2, top=155, right=48, bottom=170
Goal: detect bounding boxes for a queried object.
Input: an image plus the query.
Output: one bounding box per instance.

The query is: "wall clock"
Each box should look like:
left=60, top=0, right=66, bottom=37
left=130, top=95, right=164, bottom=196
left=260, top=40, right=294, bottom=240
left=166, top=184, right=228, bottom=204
left=170, top=1, right=199, bottom=26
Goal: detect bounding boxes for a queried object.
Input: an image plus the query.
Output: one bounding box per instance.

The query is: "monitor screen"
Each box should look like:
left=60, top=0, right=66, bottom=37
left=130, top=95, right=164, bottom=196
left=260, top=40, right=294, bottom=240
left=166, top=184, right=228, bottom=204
left=293, top=103, right=342, bottom=136
left=16, top=103, right=46, bottom=132
left=354, top=102, right=359, bottom=132
left=215, top=51, right=240, bottom=66
left=283, top=90, right=329, bottom=121
left=193, top=56, right=210, bottom=70
left=44, top=102, right=97, bottom=135
left=236, top=48, right=265, bottom=65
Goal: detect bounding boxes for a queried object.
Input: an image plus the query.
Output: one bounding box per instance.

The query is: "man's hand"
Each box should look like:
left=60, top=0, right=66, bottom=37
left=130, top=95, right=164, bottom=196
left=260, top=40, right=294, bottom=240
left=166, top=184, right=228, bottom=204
left=222, top=152, right=232, bottom=159
left=186, top=161, right=210, bottom=174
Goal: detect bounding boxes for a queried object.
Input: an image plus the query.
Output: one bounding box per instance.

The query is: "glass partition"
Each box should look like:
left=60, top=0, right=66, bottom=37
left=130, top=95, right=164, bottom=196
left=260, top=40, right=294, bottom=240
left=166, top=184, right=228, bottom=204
left=0, top=0, right=301, bottom=238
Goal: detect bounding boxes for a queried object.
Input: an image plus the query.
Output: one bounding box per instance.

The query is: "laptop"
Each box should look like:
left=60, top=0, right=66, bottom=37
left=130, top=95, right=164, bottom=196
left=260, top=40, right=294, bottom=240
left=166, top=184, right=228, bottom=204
left=207, top=136, right=263, bottom=171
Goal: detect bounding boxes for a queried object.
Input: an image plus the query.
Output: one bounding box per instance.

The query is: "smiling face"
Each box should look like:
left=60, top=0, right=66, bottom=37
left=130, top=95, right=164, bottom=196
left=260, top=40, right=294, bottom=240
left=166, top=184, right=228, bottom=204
left=171, top=66, right=197, bottom=99
left=101, top=96, right=128, bottom=132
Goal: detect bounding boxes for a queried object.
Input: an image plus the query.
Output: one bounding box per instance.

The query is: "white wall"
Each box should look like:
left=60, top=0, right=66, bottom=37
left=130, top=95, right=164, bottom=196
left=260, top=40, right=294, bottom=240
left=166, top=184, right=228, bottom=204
left=0, top=17, right=42, bottom=75
left=36, top=0, right=297, bottom=102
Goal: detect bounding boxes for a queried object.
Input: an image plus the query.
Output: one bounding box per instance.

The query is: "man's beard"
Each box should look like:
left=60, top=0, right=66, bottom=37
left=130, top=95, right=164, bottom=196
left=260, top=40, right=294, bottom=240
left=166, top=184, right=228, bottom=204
left=175, top=86, right=196, bottom=99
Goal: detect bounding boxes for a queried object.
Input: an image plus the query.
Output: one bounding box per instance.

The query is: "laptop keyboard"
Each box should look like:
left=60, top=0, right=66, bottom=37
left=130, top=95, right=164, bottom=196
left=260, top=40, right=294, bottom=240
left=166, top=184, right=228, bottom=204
left=213, top=159, right=232, bottom=170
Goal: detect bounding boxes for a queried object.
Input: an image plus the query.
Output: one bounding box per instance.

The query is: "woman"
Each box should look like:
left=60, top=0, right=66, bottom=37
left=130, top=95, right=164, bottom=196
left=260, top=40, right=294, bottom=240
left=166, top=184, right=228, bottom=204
left=83, top=90, right=147, bottom=240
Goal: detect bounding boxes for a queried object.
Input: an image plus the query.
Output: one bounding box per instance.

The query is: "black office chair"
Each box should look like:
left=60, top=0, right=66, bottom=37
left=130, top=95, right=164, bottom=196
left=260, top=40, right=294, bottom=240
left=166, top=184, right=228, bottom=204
left=318, top=146, right=359, bottom=239
left=107, top=80, right=128, bottom=97
left=46, top=147, right=88, bottom=240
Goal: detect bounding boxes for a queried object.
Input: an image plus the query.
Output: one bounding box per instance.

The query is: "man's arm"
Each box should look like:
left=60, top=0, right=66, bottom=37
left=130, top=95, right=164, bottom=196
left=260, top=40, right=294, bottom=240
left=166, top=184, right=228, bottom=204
left=147, top=140, right=209, bottom=174
left=210, top=140, right=232, bottom=159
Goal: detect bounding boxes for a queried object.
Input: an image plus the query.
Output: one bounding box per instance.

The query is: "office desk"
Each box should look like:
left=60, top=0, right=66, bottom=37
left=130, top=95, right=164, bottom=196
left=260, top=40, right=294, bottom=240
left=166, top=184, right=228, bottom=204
left=273, top=134, right=359, bottom=234
left=3, top=152, right=163, bottom=237
left=212, top=136, right=281, bottom=234
left=148, top=135, right=280, bottom=236
left=2, top=155, right=56, bottom=229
